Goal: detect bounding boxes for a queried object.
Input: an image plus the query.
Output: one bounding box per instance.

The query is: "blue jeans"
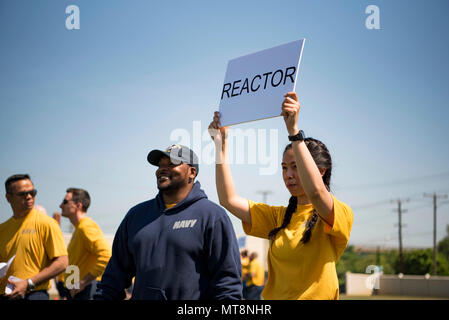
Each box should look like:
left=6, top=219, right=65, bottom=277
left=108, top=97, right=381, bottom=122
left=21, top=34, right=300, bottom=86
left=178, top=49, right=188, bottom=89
left=245, top=285, right=263, bottom=300
left=0, top=290, right=49, bottom=300
left=25, top=290, right=49, bottom=300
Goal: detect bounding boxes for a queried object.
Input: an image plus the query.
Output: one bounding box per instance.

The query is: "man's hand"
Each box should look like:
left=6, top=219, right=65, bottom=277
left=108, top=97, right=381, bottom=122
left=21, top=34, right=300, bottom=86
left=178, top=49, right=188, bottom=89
left=69, top=286, right=82, bottom=298
left=6, top=278, right=27, bottom=300
left=69, top=274, right=95, bottom=298
left=69, top=280, right=87, bottom=298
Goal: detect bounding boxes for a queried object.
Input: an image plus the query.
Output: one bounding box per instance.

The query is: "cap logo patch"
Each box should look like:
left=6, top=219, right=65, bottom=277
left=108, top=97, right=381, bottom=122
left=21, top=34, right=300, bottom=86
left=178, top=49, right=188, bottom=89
left=166, top=144, right=181, bottom=152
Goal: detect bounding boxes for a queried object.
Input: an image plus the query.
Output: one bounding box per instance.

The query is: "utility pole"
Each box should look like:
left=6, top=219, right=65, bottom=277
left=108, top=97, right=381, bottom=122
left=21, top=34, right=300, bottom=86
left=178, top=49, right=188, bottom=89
left=424, top=192, right=448, bottom=275
left=257, top=190, right=273, bottom=204
left=392, top=198, right=409, bottom=274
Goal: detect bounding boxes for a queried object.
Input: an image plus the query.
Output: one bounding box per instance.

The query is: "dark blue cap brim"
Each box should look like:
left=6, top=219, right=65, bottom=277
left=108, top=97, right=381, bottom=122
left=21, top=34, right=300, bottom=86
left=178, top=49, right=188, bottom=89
left=147, top=150, right=170, bottom=166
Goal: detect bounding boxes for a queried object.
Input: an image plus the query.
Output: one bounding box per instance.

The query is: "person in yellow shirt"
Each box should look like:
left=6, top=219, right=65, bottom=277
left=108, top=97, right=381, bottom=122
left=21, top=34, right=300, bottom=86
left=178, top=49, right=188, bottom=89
left=0, top=174, right=68, bottom=300
left=240, top=249, right=250, bottom=298
left=57, top=188, right=111, bottom=300
left=208, top=92, right=353, bottom=300
left=245, top=252, right=265, bottom=300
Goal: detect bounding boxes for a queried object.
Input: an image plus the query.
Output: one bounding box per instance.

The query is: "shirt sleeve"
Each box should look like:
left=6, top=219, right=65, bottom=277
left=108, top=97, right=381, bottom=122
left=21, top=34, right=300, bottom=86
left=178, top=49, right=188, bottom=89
left=323, top=194, right=354, bottom=259
left=43, top=218, right=68, bottom=260
left=242, top=200, right=283, bottom=239
left=82, top=222, right=112, bottom=278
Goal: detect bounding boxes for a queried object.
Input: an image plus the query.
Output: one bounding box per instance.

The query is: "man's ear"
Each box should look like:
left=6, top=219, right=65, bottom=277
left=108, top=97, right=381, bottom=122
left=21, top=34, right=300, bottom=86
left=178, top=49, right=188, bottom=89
left=75, top=201, right=83, bottom=211
left=189, top=166, right=197, bottom=181
left=6, top=193, right=11, bottom=204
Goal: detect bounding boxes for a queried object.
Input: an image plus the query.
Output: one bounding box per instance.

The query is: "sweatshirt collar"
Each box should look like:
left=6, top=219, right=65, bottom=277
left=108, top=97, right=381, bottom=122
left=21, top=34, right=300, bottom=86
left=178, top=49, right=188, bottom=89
left=156, top=181, right=207, bottom=214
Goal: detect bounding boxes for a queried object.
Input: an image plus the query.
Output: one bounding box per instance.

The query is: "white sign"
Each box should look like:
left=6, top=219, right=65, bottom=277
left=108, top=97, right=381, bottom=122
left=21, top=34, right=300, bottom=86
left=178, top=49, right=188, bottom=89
left=0, top=255, right=15, bottom=278
left=219, top=39, right=305, bottom=127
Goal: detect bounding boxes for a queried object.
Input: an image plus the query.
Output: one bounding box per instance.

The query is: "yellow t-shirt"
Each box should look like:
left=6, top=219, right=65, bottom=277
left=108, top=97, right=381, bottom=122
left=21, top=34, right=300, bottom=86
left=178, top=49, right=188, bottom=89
left=247, top=258, right=265, bottom=287
left=0, top=209, right=68, bottom=293
left=241, top=256, right=250, bottom=281
left=242, top=194, right=353, bottom=300
left=165, top=203, right=177, bottom=209
left=64, top=217, right=111, bottom=282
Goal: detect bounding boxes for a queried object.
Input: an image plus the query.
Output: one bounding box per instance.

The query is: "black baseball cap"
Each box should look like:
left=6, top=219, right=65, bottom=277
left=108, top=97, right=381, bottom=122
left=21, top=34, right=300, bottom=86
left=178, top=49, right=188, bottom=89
left=147, top=144, right=199, bottom=174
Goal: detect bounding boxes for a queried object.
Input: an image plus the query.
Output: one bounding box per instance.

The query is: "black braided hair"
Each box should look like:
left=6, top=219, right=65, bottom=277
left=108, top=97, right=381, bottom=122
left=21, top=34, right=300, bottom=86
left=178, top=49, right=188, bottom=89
left=268, top=196, right=297, bottom=240
left=268, top=138, right=332, bottom=243
left=300, top=210, right=319, bottom=244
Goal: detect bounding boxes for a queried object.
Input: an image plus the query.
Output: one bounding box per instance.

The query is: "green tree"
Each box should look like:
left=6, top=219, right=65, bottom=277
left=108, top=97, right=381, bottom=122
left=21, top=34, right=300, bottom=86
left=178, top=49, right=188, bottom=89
left=437, top=225, right=449, bottom=261
left=336, top=246, right=397, bottom=292
left=376, top=249, right=397, bottom=274
left=336, top=245, right=360, bottom=291
left=394, top=249, right=449, bottom=275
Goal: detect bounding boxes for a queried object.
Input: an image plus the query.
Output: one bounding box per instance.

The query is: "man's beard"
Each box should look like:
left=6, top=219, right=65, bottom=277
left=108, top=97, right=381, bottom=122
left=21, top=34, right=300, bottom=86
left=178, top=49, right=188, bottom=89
left=157, top=177, right=187, bottom=193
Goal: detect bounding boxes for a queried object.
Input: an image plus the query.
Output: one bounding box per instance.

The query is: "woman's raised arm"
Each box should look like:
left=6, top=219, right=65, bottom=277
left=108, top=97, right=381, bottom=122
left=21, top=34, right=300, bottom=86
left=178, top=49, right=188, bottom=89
left=281, top=93, right=334, bottom=226
left=209, top=112, right=251, bottom=225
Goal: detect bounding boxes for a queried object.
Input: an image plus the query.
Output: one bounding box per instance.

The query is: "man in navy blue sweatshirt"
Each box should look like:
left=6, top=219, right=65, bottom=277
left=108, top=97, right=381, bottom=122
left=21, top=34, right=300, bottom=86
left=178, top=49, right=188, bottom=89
left=94, top=144, right=242, bottom=300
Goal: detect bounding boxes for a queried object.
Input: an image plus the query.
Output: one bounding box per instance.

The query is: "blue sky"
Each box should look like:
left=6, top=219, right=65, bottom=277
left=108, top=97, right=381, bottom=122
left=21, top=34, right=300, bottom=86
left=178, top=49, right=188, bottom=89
left=1, top=0, right=448, bottom=248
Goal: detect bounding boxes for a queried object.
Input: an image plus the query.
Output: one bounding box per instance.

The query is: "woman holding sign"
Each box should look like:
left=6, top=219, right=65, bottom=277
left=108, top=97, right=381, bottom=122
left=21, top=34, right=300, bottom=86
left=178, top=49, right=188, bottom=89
left=208, top=92, right=353, bottom=300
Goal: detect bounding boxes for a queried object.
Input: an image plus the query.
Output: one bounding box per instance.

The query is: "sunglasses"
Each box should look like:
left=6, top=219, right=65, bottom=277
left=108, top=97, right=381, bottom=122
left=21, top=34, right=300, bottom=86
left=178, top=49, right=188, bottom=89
left=12, top=189, right=37, bottom=198
left=61, top=199, right=75, bottom=205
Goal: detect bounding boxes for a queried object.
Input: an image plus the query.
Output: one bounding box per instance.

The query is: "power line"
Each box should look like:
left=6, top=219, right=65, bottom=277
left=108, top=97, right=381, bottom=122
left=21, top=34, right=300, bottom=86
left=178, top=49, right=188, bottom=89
left=339, top=171, right=449, bottom=190
left=404, top=203, right=431, bottom=214
left=352, top=195, right=448, bottom=223
left=438, top=200, right=449, bottom=207
left=355, top=201, right=424, bottom=225
left=403, top=231, right=433, bottom=239
left=351, top=199, right=392, bottom=210
left=356, top=212, right=395, bottom=225
left=352, top=194, right=445, bottom=213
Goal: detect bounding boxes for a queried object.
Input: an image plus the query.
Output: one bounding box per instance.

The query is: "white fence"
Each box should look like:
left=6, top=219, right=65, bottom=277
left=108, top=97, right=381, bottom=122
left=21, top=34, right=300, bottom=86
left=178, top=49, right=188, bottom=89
left=346, top=272, right=449, bottom=298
